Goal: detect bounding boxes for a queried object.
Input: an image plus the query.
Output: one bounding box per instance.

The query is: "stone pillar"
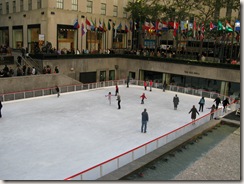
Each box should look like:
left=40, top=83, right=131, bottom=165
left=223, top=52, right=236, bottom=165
left=139, top=70, right=144, bottom=81
left=220, top=81, right=229, bottom=97
left=163, top=73, right=171, bottom=85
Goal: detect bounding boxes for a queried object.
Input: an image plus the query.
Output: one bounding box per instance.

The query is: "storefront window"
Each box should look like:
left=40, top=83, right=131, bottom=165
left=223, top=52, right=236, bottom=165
left=57, top=25, right=77, bottom=53
left=12, top=26, right=23, bottom=49
left=0, top=28, right=9, bottom=47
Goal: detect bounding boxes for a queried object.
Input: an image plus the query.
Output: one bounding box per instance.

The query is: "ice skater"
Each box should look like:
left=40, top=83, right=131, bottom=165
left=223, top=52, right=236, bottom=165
left=141, top=108, right=149, bottom=133
left=149, top=80, right=153, bottom=91
left=140, top=93, right=147, bottom=104
left=222, top=97, right=230, bottom=113
left=116, top=93, right=121, bottom=109
left=115, top=84, right=119, bottom=96
left=55, top=86, right=60, bottom=97
left=207, top=104, right=216, bottom=120
left=105, top=92, right=113, bottom=105
left=162, top=81, right=167, bottom=92
left=189, top=105, right=199, bottom=123
left=214, top=96, right=221, bottom=109
left=0, top=100, right=2, bottom=118
left=198, top=96, right=205, bottom=112
left=144, top=80, right=147, bottom=90
left=173, top=94, right=179, bottom=110
left=127, top=76, right=130, bottom=88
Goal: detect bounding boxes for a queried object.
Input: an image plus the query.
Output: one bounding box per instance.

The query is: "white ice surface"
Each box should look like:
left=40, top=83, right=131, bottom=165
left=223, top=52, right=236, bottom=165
left=0, top=85, right=214, bottom=180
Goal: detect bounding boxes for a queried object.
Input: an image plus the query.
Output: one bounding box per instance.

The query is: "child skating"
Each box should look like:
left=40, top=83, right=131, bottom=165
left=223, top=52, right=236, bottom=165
left=140, top=93, right=147, bottom=104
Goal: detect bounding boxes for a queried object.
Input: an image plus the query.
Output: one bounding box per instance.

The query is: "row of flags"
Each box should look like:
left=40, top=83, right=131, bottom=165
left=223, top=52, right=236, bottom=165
left=73, top=18, right=241, bottom=40
left=73, top=18, right=129, bottom=37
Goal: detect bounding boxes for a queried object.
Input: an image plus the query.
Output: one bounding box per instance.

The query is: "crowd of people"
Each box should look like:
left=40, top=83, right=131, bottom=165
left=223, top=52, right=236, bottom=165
left=0, top=64, right=59, bottom=78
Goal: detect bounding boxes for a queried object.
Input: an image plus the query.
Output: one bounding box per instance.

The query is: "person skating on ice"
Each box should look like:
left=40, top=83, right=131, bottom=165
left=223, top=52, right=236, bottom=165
left=222, top=97, right=230, bottom=113
left=214, top=95, right=221, bottom=109
left=115, top=84, right=119, bottom=96
left=105, top=92, right=114, bottom=105
left=55, top=86, right=60, bottom=97
left=144, top=80, right=147, bottom=90
left=116, top=93, right=121, bottom=109
left=173, top=94, right=179, bottom=110
left=189, top=105, right=199, bottom=124
left=0, top=100, right=2, bottom=118
left=198, top=96, right=205, bottom=112
left=140, top=93, right=147, bottom=104
left=149, top=80, right=153, bottom=91
left=141, top=108, right=149, bottom=133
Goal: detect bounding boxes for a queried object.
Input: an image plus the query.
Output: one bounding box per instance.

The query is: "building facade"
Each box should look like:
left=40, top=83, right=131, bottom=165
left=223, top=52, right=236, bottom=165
left=0, top=0, right=240, bottom=54
left=0, top=0, right=131, bottom=53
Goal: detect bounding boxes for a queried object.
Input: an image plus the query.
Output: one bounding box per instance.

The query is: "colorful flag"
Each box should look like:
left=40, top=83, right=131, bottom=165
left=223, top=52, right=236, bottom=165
left=103, top=20, right=107, bottom=32
left=125, top=24, right=129, bottom=33
left=108, top=20, right=111, bottom=31
left=86, top=18, right=91, bottom=30
left=217, top=21, right=224, bottom=31
left=117, top=22, right=122, bottom=30
left=143, top=21, right=150, bottom=31
left=173, top=21, right=179, bottom=37
left=74, top=19, right=80, bottom=29
left=234, top=20, right=240, bottom=31
left=200, top=23, right=204, bottom=40
left=225, top=21, right=233, bottom=32
left=210, top=22, right=216, bottom=31
left=162, top=21, right=168, bottom=30
left=129, top=21, right=133, bottom=32
left=81, top=23, right=87, bottom=36
left=99, top=19, right=104, bottom=32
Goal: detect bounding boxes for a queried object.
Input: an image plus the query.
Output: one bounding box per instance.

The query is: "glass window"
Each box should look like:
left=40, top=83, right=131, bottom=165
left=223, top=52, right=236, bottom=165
left=72, top=0, right=78, bottom=11
left=6, top=1, right=9, bottom=14
left=28, top=0, right=32, bottom=11
left=113, top=6, right=117, bottom=17
left=13, top=1, right=16, bottom=13
left=101, top=3, right=106, bottom=15
left=0, top=3, right=3, bottom=14
left=37, top=0, right=42, bottom=9
left=123, top=8, right=127, bottom=18
left=87, top=1, right=92, bottom=13
left=57, top=0, right=63, bottom=9
left=20, top=0, right=24, bottom=11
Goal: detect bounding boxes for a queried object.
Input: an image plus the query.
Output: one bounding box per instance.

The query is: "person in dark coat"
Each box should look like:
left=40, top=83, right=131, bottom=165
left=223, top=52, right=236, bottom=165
left=126, top=76, right=130, bottom=88
left=55, top=86, right=60, bottom=97
left=0, top=100, right=2, bottom=118
left=198, top=96, right=205, bottom=112
left=214, top=96, right=221, bottom=109
left=173, top=94, right=179, bottom=110
left=141, top=108, right=149, bottom=133
left=189, top=105, right=199, bottom=122
left=222, top=98, right=230, bottom=112
left=162, top=81, right=167, bottom=92
left=116, top=93, right=121, bottom=109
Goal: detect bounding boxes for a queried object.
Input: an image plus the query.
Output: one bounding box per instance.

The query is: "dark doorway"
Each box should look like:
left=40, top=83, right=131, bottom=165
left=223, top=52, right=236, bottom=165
left=80, top=72, right=96, bottom=83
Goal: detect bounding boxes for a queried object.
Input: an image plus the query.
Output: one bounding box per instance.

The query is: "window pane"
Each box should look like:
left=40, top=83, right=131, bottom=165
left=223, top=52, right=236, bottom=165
left=101, top=3, right=106, bottom=15
left=87, top=1, right=92, bottom=13
left=72, top=0, right=78, bottom=11
left=57, top=0, right=63, bottom=9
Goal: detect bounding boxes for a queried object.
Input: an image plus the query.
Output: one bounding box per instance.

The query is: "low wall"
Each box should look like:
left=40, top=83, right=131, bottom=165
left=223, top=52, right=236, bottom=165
left=0, top=74, right=81, bottom=94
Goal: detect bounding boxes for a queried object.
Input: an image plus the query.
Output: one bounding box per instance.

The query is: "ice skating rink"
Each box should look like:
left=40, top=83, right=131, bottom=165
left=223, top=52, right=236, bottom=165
left=0, top=85, right=214, bottom=180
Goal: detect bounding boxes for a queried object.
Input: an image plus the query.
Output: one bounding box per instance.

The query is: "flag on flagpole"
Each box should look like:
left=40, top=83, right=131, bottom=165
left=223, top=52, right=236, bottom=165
left=108, top=20, right=111, bottom=31
left=217, top=21, right=224, bottom=31
left=225, top=21, right=233, bottom=32
left=143, top=21, right=150, bottom=31
left=86, top=18, right=91, bottom=30
left=173, top=20, right=179, bottom=37
left=210, top=22, right=216, bottom=31
left=99, top=19, right=104, bottom=32
left=200, top=23, right=204, bottom=40
left=74, top=19, right=80, bottom=29
left=103, top=20, right=107, bottom=32
left=234, top=20, right=240, bottom=31
left=81, top=23, right=87, bottom=36
left=125, top=24, right=129, bottom=33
